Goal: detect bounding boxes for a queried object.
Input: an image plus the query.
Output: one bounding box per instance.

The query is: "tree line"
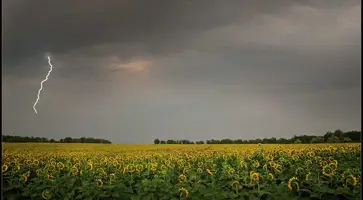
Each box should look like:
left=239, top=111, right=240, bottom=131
left=1, top=135, right=112, bottom=144
left=153, top=130, right=361, bottom=144
left=2, top=129, right=360, bottom=144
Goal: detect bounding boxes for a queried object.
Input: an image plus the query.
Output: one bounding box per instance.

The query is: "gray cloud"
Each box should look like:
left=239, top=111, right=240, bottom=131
left=3, top=0, right=342, bottom=73
left=2, top=0, right=360, bottom=143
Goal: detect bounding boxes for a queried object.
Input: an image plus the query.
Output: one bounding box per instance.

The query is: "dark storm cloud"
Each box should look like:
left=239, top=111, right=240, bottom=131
left=2, top=0, right=237, bottom=67
left=2, top=0, right=360, bottom=143
left=3, top=0, right=349, bottom=73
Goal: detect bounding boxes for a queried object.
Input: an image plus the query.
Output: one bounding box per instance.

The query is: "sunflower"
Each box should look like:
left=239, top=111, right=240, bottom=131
left=239, top=160, right=247, bottom=169
left=109, top=173, right=116, bottom=181
left=272, top=164, right=281, bottom=173
left=41, top=190, right=52, bottom=200
left=165, top=160, right=171, bottom=166
left=71, top=166, right=79, bottom=175
left=346, top=175, right=358, bottom=186
left=288, top=177, right=299, bottom=191
left=22, top=175, right=29, bottom=183
left=56, top=162, right=65, bottom=170
left=329, top=162, right=338, bottom=171
left=96, top=179, right=103, bottom=187
left=250, top=172, right=260, bottom=183
left=305, top=160, right=313, bottom=167
left=33, top=159, right=40, bottom=166
left=320, top=160, right=328, bottom=167
left=135, top=164, right=143, bottom=173
left=231, top=180, right=240, bottom=187
left=88, top=162, right=93, bottom=170
left=127, top=164, right=136, bottom=173
left=14, top=165, right=21, bottom=172
left=322, top=165, right=335, bottom=177
left=268, top=173, right=275, bottom=181
left=307, top=151, right=315, bottom=158
left=47, top=173, right=54, bottom=179
left=228, top=168, right=235, bottom=175
left=2, top=164, right=8, bottom=173
left=178, top=174, right=187, bottom=183
left=295, top=167, right=304, bottom=176
left=305, top=172, right=311, bottom=181
left=178, top=187, right=189, bottom=198
left=253, top=160, right=260, bottom=168
left=292, top=155, right=299, bottom=161
left=177, top=159, right=185, bottom=166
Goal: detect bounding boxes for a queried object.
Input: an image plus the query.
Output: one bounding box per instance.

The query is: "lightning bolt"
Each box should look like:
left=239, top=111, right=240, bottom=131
left=33, top=56, right=53, bottom=114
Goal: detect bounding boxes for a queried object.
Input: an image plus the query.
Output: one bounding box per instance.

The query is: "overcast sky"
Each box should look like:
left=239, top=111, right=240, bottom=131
left=2, top=0, right=361, bottom=143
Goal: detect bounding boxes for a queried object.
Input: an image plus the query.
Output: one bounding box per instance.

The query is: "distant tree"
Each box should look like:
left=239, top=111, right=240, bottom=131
left=160, top=140, right=166, bottom=144
left=343, top=131, right=361, bottom=142
left=221, top=139, right=233, bottom=144
left=343, top=137, right=352, bottom=143
left=248, top=139, right=256, bottom=144
left=182, top=140, right=193, bottom=144
left=214, top=140, right=219, bottom=144
left=208, top=139, right=215, bottom=144
left=64, top=137, right=72, bottom=143
left=154, top=139, right=160, bottom=144
left=324, top=131, right=333, bottom=142
left=166, top=140, right=175, bottom=144
left=310, top=137, right=324, bottom=143
left=102, top=139, right=112, bottom=144
left=150, top=129, right=360, bottom=145
left=294, top=139, right=302, bottom=144
left=262, top=138, right=269, bottom=144
left=334, top=129, right=344, bottom=142
left=234, top=139, right=243, bottom=144
left=327, top=135, right=340, bottom=143
left=294, top=135, right=316, bottom=144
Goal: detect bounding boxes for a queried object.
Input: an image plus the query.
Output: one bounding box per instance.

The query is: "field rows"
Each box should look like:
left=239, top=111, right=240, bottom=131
left=2, top=143, right=361, bottom=200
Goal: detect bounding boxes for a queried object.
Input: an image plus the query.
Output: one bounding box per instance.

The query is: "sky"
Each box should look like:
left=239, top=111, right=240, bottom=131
left=2, top=0, right=361, bottom=143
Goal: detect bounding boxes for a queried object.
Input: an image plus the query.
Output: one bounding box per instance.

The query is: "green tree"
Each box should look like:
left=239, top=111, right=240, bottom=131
left=234, top=139, right=243, bottom=144
left=327, top=135, right=340, bottom=143
left=166, top=140, right=176, bottom=144
left=334, top=129, right=344, bottom=142
left=310, top=136, right=324, bottom=143
left=343, top=137, right=352, bottom=143
left=324, top=131, right=333, bottom=142
left=294, top=139, right=302, bottom=144
left=343, top=131, right=361, bottom=142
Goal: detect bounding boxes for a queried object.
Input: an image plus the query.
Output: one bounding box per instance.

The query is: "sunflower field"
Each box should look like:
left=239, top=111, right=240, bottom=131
left=2, top=143, right=361, bottom=200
